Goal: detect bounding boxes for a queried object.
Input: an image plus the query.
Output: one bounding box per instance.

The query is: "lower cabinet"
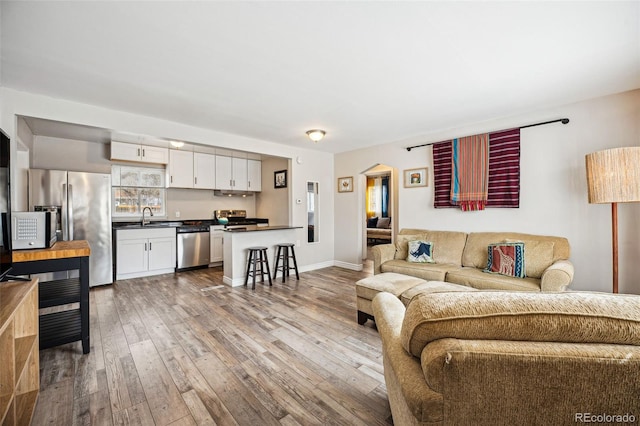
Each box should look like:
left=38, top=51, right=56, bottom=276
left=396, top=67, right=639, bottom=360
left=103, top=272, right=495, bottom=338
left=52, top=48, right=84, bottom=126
left=116, top=228, right=176, bottom=280
left=210, top=225, right=224, bottom=263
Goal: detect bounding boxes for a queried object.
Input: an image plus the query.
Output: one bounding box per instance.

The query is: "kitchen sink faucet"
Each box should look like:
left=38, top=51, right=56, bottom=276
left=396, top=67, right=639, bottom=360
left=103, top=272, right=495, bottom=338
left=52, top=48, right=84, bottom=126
left=141, top=206, right=154, bottom=226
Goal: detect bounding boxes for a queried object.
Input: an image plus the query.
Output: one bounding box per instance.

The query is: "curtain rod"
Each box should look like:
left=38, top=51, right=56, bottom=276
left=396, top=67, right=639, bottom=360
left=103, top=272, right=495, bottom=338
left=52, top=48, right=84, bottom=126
left=405, top=118, right=570, bottom=152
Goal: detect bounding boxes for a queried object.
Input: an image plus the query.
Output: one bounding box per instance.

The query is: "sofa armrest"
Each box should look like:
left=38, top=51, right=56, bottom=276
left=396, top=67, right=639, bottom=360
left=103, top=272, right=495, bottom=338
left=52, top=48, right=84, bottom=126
left=540, top=259, right=574, bottom=292
left=372, top=243, right=396, bottom=275
left=373, top=292, right=444, bottom=424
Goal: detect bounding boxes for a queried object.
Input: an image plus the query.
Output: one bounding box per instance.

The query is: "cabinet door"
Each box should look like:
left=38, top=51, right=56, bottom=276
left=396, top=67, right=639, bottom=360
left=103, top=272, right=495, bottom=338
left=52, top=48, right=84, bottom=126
left=215, top=156, right=233, bottom=190
left=247, top=159, right=262, bottom=192
left=194, top=153, right=216, bottom=189
left=169, top=150, right=194, bottom=188
left=117, top=238, right=149, bottom=275
left=148, top=237, right=177, bottom=271
left=111, top=141, right=142, bottom=162
left=232, top=157, right=248, bottom=190
left=141, top=145, right=169, bottom=164
left=211, top=230, right=224, bottom=262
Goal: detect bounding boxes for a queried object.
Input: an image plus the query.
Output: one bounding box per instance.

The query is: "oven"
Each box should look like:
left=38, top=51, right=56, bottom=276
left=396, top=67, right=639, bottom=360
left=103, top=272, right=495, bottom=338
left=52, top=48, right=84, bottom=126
left=177, top=222, right=210, bottom=270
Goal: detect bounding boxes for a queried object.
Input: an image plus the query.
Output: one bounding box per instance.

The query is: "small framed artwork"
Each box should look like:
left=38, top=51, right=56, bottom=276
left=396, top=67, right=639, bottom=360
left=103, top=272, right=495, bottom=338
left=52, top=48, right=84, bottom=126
left=404, top=167, right=428, bottom=188
left=337, top=176, right=353, bottom=193
left=274, top=170, right=287, bottom=188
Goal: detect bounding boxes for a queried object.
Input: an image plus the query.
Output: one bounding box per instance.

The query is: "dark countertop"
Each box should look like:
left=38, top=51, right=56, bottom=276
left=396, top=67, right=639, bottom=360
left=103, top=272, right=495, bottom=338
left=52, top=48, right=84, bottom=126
left=224, top=226, right=303, bottom=233
left=113, top=218, right=268, bottom=230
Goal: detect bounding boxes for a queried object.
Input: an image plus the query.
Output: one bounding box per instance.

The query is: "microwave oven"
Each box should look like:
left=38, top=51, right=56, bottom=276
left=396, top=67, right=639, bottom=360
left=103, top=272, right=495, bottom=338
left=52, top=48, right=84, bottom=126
left=12, top=211, right=58, bottom=249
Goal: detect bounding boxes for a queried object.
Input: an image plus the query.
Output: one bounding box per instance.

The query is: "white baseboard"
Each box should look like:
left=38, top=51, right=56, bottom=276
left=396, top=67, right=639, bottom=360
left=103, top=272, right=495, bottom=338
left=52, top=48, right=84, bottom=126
left=332, top=260, right=364, bottom=271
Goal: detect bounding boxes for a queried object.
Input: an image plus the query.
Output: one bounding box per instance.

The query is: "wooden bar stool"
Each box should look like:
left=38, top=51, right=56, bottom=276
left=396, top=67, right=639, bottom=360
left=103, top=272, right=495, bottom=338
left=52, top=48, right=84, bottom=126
left=244, top=246, right=272, bottom=290
left=273, top=243, right=300, bottom=282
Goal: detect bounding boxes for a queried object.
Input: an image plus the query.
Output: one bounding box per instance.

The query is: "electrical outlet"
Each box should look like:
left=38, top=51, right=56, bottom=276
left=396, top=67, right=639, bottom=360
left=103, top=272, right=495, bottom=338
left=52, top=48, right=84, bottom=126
left=175, top=211, right=181, bottom=218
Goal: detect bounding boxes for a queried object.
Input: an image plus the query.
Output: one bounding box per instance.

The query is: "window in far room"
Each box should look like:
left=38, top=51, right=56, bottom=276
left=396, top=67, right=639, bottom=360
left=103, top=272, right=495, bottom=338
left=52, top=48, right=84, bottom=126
left=366, top=176, right=389, bottom=218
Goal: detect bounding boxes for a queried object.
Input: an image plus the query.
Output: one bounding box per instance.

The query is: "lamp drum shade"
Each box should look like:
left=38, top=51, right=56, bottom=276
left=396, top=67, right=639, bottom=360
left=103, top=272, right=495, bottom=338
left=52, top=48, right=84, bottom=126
left=585, top=147, right=640, bottom=204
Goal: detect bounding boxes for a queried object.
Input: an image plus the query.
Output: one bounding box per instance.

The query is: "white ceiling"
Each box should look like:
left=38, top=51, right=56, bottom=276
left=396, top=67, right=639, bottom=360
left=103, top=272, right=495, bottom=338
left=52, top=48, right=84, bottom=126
left=2, top=1, right=639, bottom=153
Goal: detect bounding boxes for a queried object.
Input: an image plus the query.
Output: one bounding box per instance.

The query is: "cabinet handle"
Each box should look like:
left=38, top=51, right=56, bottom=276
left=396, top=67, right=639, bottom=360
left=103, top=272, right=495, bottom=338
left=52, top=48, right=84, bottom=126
left=145, top=243, right=147, bottom=251
left=248, top=181, right=251, bottom=188
left=142, top=148, right=146, bottom=157
left=149, top=242, right=152, bottom=250
left=195, top=177, right=197, bottom=185
left=171, top=176, right=173, bottom=183
left=137, top=148, right=141, bottom=157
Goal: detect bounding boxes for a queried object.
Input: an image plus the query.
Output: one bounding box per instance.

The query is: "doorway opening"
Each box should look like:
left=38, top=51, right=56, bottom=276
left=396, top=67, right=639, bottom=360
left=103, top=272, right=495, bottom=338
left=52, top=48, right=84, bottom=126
left=360, top=164, right=398, bottom=262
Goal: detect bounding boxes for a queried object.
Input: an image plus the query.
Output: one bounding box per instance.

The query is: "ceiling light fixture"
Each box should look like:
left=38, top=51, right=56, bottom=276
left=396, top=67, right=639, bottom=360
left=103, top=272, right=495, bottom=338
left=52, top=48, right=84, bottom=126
left=306, top=129, right=326, bottom=143
left=170, top=140, right=184, bottom=148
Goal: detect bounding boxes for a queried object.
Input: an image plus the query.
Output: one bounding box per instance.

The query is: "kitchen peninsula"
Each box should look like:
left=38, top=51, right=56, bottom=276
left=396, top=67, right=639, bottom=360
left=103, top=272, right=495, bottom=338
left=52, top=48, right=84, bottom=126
left=222, top=226, right=302, bottom=286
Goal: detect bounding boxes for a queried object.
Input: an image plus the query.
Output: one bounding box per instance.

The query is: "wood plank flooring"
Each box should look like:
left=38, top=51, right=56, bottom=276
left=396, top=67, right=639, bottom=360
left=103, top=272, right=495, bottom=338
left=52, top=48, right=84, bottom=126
left=32, top=263, right=390, bottom=425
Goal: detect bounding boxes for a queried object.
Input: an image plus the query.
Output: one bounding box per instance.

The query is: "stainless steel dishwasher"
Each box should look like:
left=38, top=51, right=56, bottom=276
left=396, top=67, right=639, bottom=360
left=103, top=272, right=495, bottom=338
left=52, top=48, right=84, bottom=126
left=176, top=222, right=211, bottom=270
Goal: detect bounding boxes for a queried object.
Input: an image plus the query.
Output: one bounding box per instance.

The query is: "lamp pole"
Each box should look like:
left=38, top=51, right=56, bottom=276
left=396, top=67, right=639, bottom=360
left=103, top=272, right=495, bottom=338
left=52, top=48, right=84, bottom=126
left=612, top=202, right=618, bottom=294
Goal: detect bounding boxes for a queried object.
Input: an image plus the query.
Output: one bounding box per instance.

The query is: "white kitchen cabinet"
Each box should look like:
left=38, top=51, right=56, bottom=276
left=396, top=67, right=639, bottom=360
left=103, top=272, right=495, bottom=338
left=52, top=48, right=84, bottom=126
left=116, top=227, right=176, bottom=280
left=215, top=156, right=251, bottom=191
left=168, top=150, right=194, bottom=188
left=194, top=152, right=216, bottom=189
left=111, top=141, right=169, bottom=164
left=215, top=155, right=233, bottom=190
left=210, top=225, right=224, bottom=263
left=247, top=159, right=262, bottom=192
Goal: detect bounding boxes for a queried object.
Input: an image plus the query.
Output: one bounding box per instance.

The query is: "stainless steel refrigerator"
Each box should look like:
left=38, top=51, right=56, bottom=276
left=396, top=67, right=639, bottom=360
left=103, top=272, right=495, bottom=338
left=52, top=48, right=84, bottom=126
left=28, top=169, right=112, bottom=287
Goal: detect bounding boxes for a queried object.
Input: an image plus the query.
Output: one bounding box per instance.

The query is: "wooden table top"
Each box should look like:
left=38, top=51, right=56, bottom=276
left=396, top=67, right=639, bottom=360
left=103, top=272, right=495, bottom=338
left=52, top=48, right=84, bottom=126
left=12, top=240, right=91, bottom=263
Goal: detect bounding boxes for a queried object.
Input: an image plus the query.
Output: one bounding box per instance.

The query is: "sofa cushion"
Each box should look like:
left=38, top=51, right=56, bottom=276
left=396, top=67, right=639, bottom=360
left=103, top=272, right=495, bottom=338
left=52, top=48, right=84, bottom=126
left=446, top=267, right=540, bottom=291
left=401, top=291, right=640, bottom=358
left=394, top=234, right=426, bottom=260
left=484, top=242, right=525, bottom=278
left=400, top=281, right=475, bottom=306
left=407, top=241, right=435, bottom=263
left=395, top=230, right=467, bottom=265
left=504, top=239, right=555, bottom=278
left=462, top=232, right=569, bottom=272
left=382, top=260, right=460, bottom=282
left=367, top=217, right=378, bottom=228
left=356, top=272, right=426, bottom=301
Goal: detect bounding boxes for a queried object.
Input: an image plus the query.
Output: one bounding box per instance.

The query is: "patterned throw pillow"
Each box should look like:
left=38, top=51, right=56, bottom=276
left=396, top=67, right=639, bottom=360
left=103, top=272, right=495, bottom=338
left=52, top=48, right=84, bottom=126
left=407, top=240, right=435, bottom=263
left=484, top=243, right=525, bottom=278
left=367, top=217, right=378, bottom=228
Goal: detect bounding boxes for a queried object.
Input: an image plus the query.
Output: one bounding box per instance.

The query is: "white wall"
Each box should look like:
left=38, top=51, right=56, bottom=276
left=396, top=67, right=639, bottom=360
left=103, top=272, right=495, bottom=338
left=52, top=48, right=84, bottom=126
left=256, top=156, right=289, bottom=226
left=335, top=90, right=640, bottom=294
left=0, top=87, right=335, bottom=271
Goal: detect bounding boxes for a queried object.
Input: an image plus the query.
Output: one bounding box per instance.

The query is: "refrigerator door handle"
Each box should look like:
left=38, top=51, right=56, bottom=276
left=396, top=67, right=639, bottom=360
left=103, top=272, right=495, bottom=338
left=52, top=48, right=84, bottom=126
left=62, top=183, right=69, bottom=240
left=68, top=184, right=74, bottom=240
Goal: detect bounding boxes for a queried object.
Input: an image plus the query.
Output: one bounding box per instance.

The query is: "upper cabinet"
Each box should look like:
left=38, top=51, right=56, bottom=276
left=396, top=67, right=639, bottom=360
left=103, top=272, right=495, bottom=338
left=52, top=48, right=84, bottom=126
left=193, top=153, right=216, bottom=189
left=168, top=150, right=194, bottom=188
left=248, top=159, right=262, bottom=192
left=167, top=150, right=216, bottom=189
left=214, top=156, right=259, bottom=192
left=111, top=141, right=169, bottom=164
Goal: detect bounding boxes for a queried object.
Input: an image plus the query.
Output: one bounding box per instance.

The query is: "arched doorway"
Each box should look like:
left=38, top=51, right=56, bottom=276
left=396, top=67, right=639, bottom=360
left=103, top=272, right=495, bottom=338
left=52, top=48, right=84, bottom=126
left=360, top=164, right=398, bottom=262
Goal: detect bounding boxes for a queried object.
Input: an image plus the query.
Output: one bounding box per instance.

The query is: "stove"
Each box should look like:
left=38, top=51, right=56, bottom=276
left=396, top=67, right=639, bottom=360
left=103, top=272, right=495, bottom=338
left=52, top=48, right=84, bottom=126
left=214, top=209, right=259, bottom=228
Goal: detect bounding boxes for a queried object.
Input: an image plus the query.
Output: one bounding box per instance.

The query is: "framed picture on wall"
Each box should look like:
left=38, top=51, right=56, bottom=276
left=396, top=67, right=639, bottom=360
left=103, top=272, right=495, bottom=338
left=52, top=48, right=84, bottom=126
left=404, top=167, right=428, bottom=188
left=337, top=176, right=353, bottom=193
left=274, top=170, right=287, bottom=188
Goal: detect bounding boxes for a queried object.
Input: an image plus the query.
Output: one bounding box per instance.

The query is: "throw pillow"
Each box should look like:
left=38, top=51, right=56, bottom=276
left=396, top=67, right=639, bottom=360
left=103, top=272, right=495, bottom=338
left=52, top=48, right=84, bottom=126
left=504, top=239, right=555, bottom=278
left=367, top=217, right=378, bottom=228
left=407, top=240, right=435, bottom=263
left=394, top=234, right=425, bottom=260
left=377, top=217, right=391, bottom=229
left=484, top=243, right=525, bottom=278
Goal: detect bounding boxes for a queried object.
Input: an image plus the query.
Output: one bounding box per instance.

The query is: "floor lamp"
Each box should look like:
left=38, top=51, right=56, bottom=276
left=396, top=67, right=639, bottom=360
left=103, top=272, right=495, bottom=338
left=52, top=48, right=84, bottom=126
left=585, top=147, right=640, bottom=293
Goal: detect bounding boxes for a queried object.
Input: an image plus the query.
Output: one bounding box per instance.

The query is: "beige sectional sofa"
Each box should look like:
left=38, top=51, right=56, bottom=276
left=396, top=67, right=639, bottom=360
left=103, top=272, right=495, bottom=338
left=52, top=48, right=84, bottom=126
left=372, top=228, right=574, bottom=292
left=372, top=290, right=640, bottom=425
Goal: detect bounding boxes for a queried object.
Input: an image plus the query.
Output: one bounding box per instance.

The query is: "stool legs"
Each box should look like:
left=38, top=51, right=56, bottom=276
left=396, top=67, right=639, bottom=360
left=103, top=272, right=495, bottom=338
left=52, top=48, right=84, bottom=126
left=245, top=247, right=272, bottom=290
left=273, top=243, right=300, bottom=282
